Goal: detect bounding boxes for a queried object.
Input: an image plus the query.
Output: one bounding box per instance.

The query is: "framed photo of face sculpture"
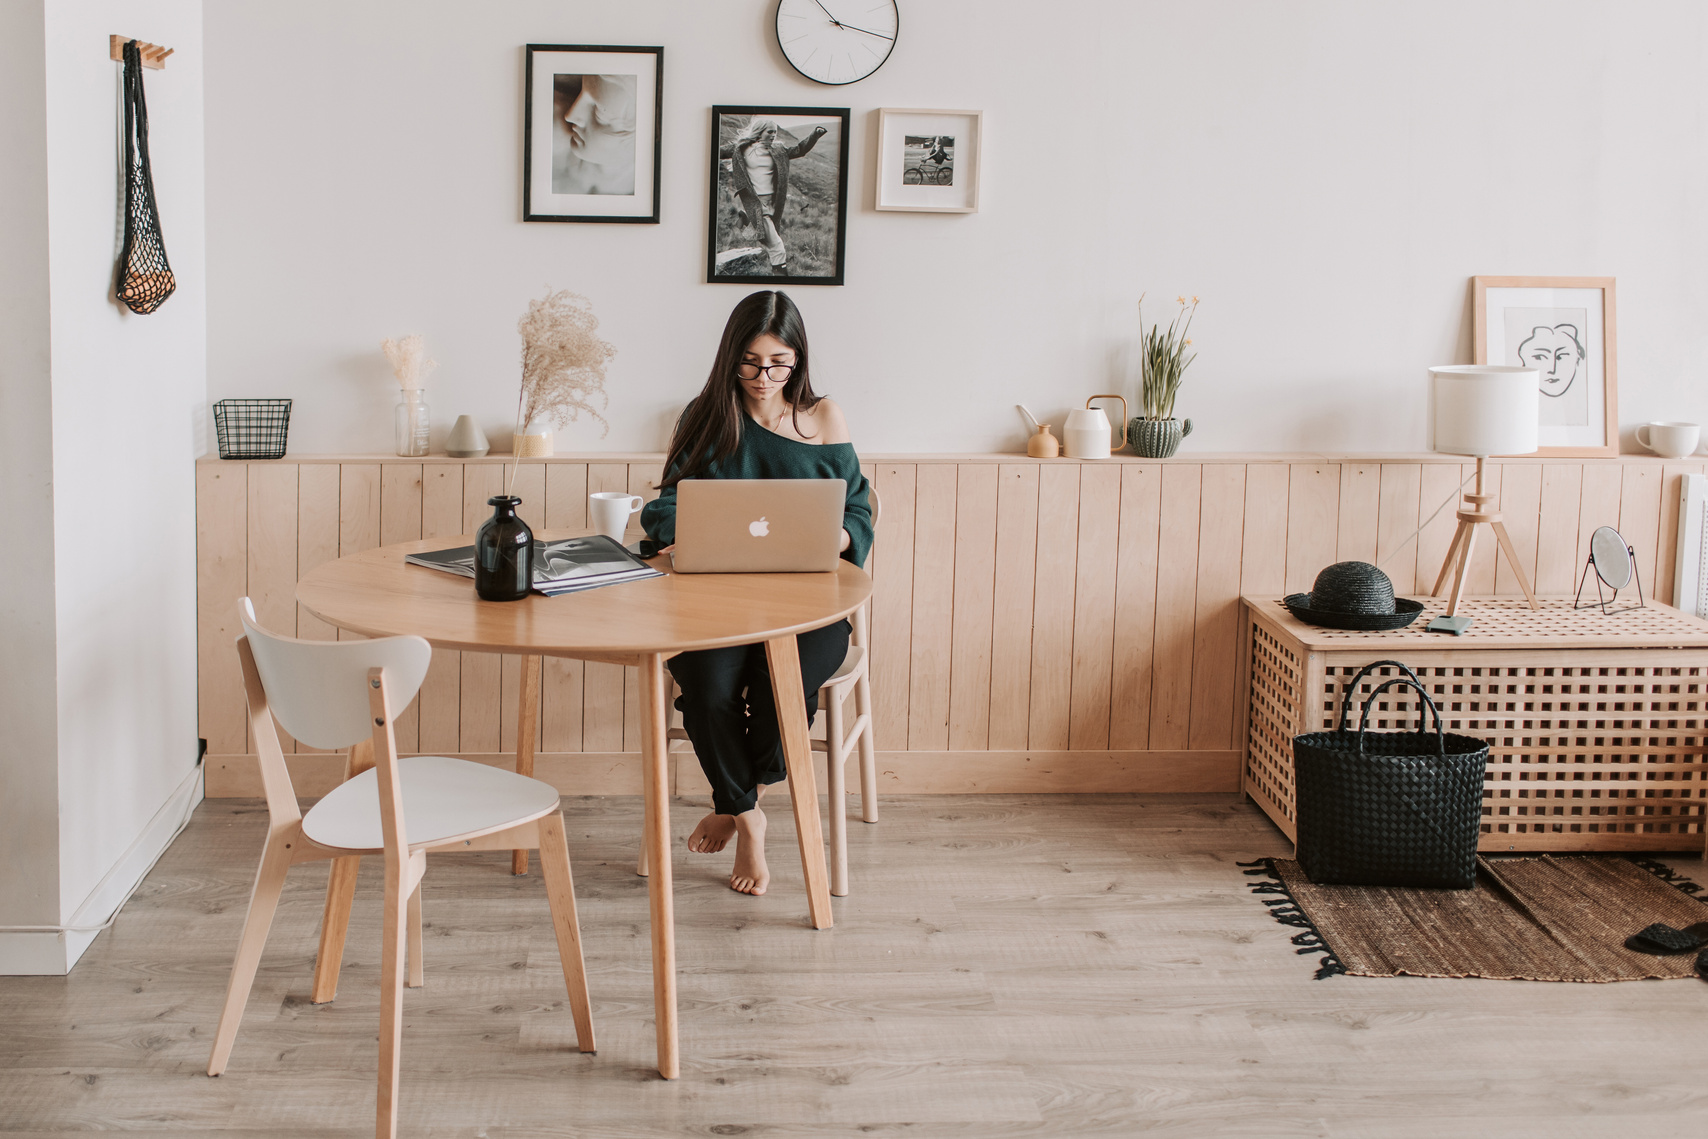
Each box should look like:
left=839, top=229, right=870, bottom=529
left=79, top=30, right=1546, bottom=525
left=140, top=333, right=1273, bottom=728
left=1473, top=276, right=1618, bottom=456
left=522, top=45, right=662, bottom=223
left=707, top=106, right=850, bottom=286
left=874, top=108, right=983, bottom=213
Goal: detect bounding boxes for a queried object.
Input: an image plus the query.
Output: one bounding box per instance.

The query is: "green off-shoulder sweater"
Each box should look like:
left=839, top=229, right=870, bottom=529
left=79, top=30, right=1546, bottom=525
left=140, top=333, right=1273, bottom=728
left=640, top=417, right=874, bottom=567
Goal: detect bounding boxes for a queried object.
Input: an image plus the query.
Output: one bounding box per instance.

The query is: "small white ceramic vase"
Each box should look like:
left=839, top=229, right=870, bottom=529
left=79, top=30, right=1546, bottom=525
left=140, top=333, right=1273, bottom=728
left=445, top=415, right=490, bottom=458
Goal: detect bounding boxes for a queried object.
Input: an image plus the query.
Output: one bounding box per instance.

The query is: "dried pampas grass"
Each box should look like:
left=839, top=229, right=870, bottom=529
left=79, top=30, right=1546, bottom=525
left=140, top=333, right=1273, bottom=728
left=509, top=289, right=617, bottom=492
left=381, top=333, right=437, bottom=391
left=515, top=288, right=616, bottom=436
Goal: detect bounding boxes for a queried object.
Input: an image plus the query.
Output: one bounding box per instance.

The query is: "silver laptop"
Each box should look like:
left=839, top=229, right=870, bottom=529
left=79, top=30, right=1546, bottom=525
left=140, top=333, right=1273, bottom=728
left=672, top=479, right=845, bottom=573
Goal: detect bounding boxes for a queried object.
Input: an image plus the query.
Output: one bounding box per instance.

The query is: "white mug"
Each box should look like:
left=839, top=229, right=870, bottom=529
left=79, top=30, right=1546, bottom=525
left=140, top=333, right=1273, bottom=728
left=1636, top=421, right=1700, bottom=459
left=589, top=491, right=643, bottom=541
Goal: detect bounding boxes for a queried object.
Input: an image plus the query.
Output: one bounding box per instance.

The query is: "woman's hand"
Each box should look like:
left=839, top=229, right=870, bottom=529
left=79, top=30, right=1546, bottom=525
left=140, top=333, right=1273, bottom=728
left=839, top=529, right=851, bottom=552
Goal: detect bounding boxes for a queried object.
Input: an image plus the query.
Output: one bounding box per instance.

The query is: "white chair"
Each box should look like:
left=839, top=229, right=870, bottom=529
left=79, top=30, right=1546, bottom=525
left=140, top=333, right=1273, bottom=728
left=648, top=488, right=880, bottom=897
left=208, top=599, right=594, bottom=1139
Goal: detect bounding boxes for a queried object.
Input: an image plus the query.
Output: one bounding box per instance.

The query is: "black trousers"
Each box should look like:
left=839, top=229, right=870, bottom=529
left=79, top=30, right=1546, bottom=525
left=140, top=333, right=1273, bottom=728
left=668, top=620, right=851, bottom=816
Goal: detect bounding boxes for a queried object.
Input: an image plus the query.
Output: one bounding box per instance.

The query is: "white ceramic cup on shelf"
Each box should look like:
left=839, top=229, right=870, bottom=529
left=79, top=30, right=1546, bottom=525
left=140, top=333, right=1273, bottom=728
left=1636, top=421, right=1700, bottom=459
left=590, top=492, right=643, bottom=542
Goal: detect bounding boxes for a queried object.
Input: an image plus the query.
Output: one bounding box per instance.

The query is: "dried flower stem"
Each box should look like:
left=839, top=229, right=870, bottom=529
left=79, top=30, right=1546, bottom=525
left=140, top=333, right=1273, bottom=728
left=508, top=289, right=616, bottom=494
left=380, top=333, right=436, bottom=391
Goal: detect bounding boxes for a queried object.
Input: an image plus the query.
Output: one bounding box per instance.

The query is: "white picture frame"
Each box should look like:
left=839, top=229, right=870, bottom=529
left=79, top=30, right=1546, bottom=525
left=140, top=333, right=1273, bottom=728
left=874, top=108, right=982, bottom=214
left=1473, top=276, right=1618, bottom=456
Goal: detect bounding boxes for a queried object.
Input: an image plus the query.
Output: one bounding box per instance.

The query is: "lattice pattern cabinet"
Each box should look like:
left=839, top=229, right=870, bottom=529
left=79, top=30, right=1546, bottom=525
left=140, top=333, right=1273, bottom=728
left=1239, top=596, right=1708, bottom=853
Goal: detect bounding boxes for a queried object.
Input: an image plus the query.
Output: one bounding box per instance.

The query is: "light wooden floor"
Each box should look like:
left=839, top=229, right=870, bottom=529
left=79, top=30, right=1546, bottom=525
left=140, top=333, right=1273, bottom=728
left=3, top=794, right=1707, bottom=1138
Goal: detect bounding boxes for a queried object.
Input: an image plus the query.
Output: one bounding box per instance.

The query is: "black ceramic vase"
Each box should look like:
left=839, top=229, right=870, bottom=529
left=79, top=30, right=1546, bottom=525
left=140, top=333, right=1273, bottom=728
left=474, top=495, right=533, bottom=602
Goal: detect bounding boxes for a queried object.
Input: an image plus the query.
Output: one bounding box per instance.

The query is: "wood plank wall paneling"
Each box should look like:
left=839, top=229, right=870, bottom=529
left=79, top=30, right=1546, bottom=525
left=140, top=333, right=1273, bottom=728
left=1107, top=464, right=1162, bottom=750
left=986, top=466, right=1039, bottom=750
left=870, top=464, right=917, bottom=750
left=196, top=456, right=1697, bottom=794
left=947, top=465, right=998, bottom=750
left=1028, top=465, right=1081, bottom=750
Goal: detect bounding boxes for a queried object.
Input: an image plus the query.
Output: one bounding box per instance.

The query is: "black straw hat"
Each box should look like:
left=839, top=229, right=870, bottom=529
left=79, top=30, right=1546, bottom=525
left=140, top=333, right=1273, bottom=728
left=1284, top=561, right=1424, bottom=631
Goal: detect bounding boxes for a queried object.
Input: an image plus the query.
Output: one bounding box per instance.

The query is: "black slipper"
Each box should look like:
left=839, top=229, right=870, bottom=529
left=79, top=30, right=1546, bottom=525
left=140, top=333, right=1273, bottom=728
left=1697, top=948, right=1708, bottom=980
left=1626, top=921, right=1708, bottom=954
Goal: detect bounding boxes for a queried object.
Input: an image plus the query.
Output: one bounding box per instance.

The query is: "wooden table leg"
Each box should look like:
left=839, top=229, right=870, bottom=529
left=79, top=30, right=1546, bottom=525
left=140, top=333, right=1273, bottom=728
left=513, top=654, right=542, bottom=875
left=311, top=738, right=373, bottom=1003
left=639, top=652, right=678, bottom=1079
left=764, top=635, right=835, bottom=931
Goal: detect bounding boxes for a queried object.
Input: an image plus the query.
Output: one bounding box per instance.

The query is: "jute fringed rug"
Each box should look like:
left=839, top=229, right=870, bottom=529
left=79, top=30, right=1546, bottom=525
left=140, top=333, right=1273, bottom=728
left=1243, top=855, right=1708, bottom=982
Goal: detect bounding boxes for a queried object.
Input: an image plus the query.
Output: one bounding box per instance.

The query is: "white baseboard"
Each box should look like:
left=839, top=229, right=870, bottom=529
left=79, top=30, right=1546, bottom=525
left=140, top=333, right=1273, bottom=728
left=0, top=763, right=204, bottom=976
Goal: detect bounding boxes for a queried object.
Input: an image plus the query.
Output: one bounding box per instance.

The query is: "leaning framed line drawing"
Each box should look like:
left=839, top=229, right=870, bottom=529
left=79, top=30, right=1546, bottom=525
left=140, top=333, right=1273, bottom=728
left=875, top=108, right=982, bottom=213
left=522, top=44, right=662, bottom=223
left=707, top=105, right=850, bottom=285
left=1473, top=275, right=1618, bottom=456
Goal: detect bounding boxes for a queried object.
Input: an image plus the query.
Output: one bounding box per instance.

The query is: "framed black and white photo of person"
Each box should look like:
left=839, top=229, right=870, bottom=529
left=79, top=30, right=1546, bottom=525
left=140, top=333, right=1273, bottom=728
left=1473, top=276, right=1619, bottom=456
left=522, top=44, right=662, bottom=223
left=875, top=108, right=982, bottom=213
left=707, top=106, right=849, bottom=285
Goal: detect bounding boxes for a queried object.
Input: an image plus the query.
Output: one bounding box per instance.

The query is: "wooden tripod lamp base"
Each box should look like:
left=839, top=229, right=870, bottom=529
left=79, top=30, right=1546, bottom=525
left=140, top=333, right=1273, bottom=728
left=1431, top=456, right=1540, bottom=616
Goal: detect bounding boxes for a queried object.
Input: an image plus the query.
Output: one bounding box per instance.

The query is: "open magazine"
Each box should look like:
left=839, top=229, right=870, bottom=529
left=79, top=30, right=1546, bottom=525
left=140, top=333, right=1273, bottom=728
left=405, top=534, right=662, bottom=597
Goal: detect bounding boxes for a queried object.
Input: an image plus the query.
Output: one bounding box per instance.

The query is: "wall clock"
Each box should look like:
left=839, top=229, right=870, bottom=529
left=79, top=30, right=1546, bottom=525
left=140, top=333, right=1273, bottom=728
left=775, top=0, right=898, bottom=86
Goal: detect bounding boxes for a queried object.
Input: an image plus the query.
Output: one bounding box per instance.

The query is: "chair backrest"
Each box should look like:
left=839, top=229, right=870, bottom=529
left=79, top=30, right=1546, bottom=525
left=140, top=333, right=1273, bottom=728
left=239, top=598, right=432, bottom=750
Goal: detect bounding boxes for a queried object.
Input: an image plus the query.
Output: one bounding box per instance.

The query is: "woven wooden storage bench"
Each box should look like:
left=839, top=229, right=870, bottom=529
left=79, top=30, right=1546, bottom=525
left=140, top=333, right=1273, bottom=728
left=1238, top=596, right=1708, bottom=853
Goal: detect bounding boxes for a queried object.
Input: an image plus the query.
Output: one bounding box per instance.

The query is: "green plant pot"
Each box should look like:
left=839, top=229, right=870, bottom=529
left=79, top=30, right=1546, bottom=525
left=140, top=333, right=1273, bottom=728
left=1128, top=416, right=1193, bottom=458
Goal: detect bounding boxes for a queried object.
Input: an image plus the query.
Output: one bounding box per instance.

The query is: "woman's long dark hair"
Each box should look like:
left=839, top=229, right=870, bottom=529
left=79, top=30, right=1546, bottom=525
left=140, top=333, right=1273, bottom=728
left=660, top=290, right=822, bottom=488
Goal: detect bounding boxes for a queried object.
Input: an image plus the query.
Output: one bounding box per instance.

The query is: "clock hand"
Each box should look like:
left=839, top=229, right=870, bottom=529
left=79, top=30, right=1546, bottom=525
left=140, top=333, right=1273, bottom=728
left=834, top=20, right=894, bottom=41
left=810, top=0, right=844, bottom=26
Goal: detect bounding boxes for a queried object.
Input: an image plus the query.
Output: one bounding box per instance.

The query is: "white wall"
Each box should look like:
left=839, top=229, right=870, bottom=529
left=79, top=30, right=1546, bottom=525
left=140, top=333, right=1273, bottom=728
left=0, top=0, right=206, bottom=973
left=0, top=0, right=63, bottom=945
left=204, top=0, right=1708, bottom=457
left=45, top=0, right=206, bottom=946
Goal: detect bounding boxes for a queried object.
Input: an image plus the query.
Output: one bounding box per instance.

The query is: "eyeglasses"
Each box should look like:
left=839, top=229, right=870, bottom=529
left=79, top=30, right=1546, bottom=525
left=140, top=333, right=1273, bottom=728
left=736, top=362, right=795, bottom=381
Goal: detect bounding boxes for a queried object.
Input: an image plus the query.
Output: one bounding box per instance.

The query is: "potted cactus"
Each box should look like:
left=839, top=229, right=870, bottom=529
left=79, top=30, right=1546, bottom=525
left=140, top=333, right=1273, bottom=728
left=1129, top=295, right=1197, bottom=458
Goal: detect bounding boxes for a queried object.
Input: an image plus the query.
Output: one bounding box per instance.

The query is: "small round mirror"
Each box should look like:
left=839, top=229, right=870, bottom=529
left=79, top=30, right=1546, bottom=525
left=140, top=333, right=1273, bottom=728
left=1590, top=525, right=1633, bottom=589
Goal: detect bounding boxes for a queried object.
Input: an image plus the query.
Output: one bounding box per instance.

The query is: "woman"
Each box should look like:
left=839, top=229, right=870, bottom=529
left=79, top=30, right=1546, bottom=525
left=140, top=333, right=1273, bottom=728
left=641, top=291, right=873, bottom=896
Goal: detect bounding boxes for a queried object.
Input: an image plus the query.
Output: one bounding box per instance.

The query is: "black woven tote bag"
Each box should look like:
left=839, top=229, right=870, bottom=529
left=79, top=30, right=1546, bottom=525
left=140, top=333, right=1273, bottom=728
left=1293, top=659, right=1491, bottom=889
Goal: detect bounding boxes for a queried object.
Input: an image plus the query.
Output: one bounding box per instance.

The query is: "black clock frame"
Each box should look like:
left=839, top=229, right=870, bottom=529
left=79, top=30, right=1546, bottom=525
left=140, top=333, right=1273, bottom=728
left=774, top=0, right=899, bottom=86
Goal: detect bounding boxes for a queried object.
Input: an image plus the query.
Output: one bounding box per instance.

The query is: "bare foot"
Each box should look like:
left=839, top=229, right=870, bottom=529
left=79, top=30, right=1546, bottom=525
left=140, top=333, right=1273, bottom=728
left=688, top=812, right=737, bottom=853
left=729, top=809, right=769, bottom=895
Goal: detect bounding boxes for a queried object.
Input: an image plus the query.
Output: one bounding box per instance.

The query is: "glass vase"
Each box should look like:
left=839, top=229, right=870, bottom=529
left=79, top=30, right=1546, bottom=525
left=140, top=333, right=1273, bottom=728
left=474, top=495, right=533, bottom=602
left=394, top=390, right=430, bottom=456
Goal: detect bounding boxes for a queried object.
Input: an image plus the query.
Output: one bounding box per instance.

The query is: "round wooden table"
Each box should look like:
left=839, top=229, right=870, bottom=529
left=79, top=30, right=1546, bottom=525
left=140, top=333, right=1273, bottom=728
left=296, top=531, right=873, bottom=1079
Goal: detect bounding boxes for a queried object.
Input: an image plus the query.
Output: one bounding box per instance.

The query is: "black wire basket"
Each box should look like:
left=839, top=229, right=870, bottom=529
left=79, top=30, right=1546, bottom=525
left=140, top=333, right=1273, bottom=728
left=213, top=399, right=292, bottom=460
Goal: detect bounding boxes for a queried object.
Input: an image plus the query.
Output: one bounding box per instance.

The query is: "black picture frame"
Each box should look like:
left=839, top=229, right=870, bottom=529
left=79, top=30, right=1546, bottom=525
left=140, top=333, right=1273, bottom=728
left=706, top=105, right=850, bottom=286
left=523, top=44, right=663, bottom=224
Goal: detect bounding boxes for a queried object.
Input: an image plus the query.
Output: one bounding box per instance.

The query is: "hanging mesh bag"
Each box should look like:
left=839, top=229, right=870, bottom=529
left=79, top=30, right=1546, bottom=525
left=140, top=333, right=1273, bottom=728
left=115, top=39, right=175, bottom=315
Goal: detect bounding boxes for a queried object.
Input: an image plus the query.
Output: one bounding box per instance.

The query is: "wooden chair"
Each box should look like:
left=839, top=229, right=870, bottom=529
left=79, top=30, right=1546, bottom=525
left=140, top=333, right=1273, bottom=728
left=208, top=599, right=594, bottom=1139
left=645, top=487, right=880, bottom=897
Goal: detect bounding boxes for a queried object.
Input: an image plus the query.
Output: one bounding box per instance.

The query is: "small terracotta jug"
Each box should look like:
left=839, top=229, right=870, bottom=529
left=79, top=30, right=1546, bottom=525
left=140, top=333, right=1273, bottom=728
left=1027, top=424, right=1060, bottom=458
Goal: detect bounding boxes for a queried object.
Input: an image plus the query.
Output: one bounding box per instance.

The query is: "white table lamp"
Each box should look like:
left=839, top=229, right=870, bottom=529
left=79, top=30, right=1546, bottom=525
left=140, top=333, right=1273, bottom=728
left=1430, top=365, right=1542, bottom=617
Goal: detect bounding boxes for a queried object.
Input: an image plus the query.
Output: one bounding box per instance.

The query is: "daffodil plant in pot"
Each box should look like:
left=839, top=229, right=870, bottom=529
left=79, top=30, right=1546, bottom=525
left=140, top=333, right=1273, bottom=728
left=1128, top=295, right=1197, bottom=458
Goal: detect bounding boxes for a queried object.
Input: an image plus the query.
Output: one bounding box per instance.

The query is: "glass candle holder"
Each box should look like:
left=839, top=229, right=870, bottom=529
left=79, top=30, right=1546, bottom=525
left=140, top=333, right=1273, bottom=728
left=395, top=390, right=430, bottom=456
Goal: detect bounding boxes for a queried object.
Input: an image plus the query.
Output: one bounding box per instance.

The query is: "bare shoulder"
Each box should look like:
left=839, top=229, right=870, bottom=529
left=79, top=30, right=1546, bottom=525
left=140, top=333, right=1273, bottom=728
left=810, top=397, right=851, bottom=445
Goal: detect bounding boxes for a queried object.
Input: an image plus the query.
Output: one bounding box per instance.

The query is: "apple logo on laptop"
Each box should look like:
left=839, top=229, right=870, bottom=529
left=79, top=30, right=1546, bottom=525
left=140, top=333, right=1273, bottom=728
left=749, top=517, right=769, bottom=538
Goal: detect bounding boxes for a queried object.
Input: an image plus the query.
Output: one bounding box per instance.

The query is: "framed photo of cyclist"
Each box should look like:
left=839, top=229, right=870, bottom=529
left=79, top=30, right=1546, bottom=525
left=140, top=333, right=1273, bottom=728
left=707, top=105, right=851, bottom=285
left=874, top=108, right=982, bottom=214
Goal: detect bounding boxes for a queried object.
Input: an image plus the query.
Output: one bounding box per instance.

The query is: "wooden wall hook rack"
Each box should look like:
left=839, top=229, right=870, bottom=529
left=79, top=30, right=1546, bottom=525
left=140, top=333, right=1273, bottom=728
left=110, top=35, right=173, bottom=69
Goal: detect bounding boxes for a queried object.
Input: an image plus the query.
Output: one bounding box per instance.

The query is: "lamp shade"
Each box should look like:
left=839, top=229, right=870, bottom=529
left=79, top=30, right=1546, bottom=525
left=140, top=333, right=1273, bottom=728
left=1430, top=365, right=1540, bottom=458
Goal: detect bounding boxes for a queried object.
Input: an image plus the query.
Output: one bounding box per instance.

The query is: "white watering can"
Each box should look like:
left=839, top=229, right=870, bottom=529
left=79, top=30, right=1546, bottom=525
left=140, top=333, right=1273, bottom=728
left=1063, top=395, right=1127, bottom=459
